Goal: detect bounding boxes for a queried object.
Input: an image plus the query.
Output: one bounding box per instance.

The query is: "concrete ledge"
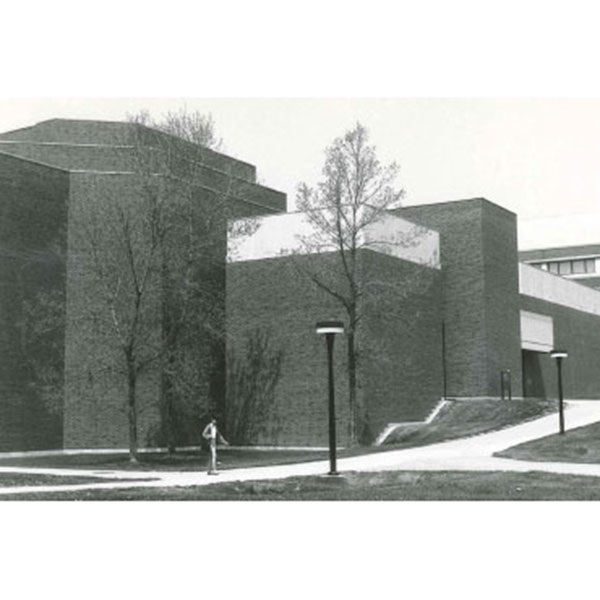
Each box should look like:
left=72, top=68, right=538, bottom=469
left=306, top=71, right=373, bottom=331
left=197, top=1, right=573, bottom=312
left=520, top=262, right=600, bottom=316
left=374, top=398, right=449, bottom=445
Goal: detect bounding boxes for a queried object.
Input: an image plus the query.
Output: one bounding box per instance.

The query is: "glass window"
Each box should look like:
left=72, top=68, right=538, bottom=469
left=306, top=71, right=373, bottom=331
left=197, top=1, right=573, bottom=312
left=559, top=261, right=572, bottom=275
left=572, top=259, right=586, bottom=274
left=548, top=262, right=559, bottom=274
left=586, top=258, right=596, bottom=273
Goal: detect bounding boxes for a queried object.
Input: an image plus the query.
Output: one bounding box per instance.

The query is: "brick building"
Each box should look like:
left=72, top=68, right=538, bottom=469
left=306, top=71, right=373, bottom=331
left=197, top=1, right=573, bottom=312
left=0, top=119, right=286, bottom=451
left=229, top=198, right=600, bottom=445
left=2, top=119, right=600, bottom=451
left=226, top=210, right=442, bottom=446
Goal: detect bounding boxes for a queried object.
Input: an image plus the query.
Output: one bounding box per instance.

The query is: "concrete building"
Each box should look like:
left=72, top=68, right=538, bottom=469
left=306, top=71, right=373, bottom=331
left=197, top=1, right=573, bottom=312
left=2, top=118, right=600, bottom=451
left=520, top=244, right=600, bottom=289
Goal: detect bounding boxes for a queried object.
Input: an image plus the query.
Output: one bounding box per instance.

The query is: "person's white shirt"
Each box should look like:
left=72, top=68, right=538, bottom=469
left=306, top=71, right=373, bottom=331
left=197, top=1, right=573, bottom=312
left=202, top=421, right=217, bottom=441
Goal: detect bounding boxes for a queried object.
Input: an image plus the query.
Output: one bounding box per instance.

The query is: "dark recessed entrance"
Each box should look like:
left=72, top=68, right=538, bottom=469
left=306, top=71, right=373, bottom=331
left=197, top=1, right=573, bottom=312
left=521, top=349, right=547, bottom=398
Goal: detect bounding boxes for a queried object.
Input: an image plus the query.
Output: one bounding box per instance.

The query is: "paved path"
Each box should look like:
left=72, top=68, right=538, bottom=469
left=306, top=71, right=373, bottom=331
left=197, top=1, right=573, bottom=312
left=3, top=400, right=600, bottom=497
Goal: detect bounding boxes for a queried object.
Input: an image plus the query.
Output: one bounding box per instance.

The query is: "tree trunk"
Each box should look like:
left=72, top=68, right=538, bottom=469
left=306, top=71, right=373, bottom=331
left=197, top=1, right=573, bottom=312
left=162, top=366, right=176, bottom=455
left=166, top=389, right=176, bottom=455
left=347, top=330, right=357, bottom=445
left=126, top=355, right=139, bottom=463
left=347, top=309, right=368, bottom=446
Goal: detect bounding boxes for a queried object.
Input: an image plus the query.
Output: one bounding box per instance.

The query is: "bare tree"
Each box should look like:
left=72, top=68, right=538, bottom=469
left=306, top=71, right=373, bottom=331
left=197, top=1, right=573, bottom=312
left=296, top=123, right=425, bottom=445
left=129, top=110, right=232, bottom=453
left=131, top=108, right=223, bottom=151
left=72, top=110, right=234, bottom=461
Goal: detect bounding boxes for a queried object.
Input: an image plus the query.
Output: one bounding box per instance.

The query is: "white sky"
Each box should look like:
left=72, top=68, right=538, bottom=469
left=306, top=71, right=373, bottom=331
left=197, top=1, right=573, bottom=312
left=1, top=97, right=599, bottom=251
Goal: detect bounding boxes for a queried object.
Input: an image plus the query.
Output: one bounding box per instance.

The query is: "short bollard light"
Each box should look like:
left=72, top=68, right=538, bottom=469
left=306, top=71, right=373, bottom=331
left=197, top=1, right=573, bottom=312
left=550, top=349, right=568, bottom=435
left=316, top=320, right=345, bottom=476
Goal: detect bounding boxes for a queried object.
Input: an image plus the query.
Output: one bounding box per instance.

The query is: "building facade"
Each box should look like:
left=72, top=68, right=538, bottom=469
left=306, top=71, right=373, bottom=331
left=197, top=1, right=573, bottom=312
left=0, top=119, right=286, bottom=451
left=2, top=119, right=600, bottom=451
left=226, top=210, right=443, bottom=446
left=520, top=244, right=600, bottom=289
left=229, top=199, right=600, bottom=445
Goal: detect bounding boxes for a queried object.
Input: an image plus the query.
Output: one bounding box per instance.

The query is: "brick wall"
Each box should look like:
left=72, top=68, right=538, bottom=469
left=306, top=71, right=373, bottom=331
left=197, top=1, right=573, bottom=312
left=0, top=142, right=285, bottom=214
left=520, top=294, right=600, bottom=399
left=63, top=172, right=164, bottom=449
left=0, top=142, right=137, bottom=172
left=1, top=119, right=287, bottom=451
left=360, top=250, right=443, bottom=435
left=0, top=119, right=257, bottom=182
left=397, top=199, right=522, bottom=398
left=0, top=153, right=68, bottom=450
left=226, top=253, right=351, bottom=447
left=64, top=170, right=286, bottom=450
left=226, top=249, right=443, bottom=446
left=481, top=203, right=523, bottom=395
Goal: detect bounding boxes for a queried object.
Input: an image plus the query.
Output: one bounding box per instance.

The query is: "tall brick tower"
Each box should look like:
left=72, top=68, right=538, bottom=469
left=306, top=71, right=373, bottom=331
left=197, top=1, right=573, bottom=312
left=396, top=198, right=523, bottom=399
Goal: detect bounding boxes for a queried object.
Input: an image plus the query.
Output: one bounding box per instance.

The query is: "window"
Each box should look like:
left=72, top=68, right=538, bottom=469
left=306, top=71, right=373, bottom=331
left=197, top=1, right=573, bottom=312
left=572, top=259, right=586, bottom=274
left=558, top=261, right=572, bottom=275
left=585, top=258, right=596, bottom=273
left=533, top=257, right=597, bottom=277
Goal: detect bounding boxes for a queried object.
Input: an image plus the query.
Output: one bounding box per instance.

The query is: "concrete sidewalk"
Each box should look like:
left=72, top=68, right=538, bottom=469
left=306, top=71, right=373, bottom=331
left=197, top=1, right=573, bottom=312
left=2, top=400, right=600, bottom=497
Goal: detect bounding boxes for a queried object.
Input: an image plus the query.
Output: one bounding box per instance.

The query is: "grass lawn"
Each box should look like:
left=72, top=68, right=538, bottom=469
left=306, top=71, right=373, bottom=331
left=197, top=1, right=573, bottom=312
left=0, top=449, right=332, bottom=472
left=5, top=469, right=600, bottom=501
left=497, top=420, right=600, bottom=464
left=0, top=473, right=146, bottom=487
left=0, top=399, right=556, bottom=475
left=383, top=398, right=557, bottom=448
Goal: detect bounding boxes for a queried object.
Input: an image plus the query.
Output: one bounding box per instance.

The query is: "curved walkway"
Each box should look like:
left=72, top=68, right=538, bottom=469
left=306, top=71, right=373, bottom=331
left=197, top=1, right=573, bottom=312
left=3, top=400, right=600, bottom=497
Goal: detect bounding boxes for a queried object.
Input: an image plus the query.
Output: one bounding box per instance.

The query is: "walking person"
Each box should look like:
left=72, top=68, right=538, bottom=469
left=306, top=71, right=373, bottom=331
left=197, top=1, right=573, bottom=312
left=202, top=418, right=228, bottom=475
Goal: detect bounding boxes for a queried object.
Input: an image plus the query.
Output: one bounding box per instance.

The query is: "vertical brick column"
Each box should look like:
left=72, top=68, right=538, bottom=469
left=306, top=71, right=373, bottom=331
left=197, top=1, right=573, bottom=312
left=397, top=199, right=522, bottom=398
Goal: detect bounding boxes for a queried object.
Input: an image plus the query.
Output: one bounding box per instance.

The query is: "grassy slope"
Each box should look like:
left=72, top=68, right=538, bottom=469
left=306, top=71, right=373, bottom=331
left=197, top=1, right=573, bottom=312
left=5, top=469, right=600, bottom=501
left=497, top=421, right=600, bottom=464
left=383, top=399, right=557, bottom=448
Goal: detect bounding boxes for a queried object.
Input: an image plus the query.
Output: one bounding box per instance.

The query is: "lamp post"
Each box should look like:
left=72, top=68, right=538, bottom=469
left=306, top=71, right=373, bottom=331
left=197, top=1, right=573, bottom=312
left=550, top=349, right=568, bottom=435
left=316, top=320, right=344, bottom=476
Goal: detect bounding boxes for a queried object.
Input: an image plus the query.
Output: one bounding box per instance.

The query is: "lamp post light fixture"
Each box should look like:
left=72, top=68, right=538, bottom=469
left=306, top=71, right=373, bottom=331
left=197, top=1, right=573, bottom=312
left=550, top=349, right=568, bottom=435
left=316, top=320, right=345, bottom=476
